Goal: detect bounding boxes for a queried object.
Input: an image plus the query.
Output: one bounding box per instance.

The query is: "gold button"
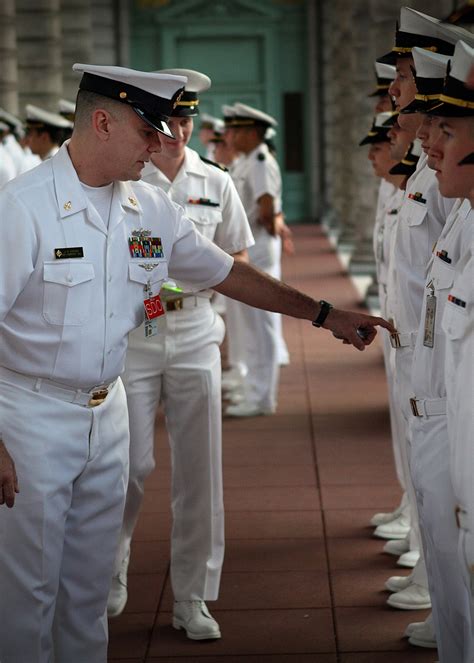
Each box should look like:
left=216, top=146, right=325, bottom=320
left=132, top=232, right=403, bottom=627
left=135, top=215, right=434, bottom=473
left=119, top=91, right=127, bottom=99
left=128, top=196, right=137, bottom=206
left=63, top=201, right=72, bottom=211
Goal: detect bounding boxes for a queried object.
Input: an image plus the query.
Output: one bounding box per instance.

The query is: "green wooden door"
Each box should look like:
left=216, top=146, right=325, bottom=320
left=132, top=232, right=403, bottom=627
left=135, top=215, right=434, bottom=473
left=130, top=0, right=310, bottom=222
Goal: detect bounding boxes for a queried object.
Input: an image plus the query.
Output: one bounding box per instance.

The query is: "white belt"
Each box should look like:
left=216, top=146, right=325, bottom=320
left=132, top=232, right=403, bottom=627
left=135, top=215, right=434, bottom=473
left=390, top=330, right=417, bottom=349
left=409, top=396, right=446, bottom=418
left=0, top=366, right=116, bottom=408
left=163, top=295, right=211, bottom=313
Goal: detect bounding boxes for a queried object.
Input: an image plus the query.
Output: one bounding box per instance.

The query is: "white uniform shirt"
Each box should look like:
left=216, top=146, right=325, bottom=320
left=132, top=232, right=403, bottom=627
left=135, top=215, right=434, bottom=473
left=3, top=133, right=25, bottom=176
left=441, top=209, right=474, bottom=527
left=0, top=143, right=16, bottom=187
left=386, top=157, right=455, bottom=333
left=411, top=198, right=469, bottom=401
left=373, top=183, right=403, bottom=288
left=0, top=143, right=233, bottom=388
left=231, top=142, right=282, bottom=269
left=141, top=147, right=254, bottom=296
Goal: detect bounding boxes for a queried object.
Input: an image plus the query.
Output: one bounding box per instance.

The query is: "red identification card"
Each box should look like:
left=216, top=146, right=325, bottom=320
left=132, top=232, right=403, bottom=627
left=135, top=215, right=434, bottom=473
left=144, top=294, right=165, bottom=320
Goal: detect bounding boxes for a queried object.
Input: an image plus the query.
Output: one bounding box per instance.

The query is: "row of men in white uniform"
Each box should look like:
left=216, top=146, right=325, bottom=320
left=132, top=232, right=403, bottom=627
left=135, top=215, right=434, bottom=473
left=0, top=100, right=74, bottom=185
left=358, top=8, right=474, bottom=663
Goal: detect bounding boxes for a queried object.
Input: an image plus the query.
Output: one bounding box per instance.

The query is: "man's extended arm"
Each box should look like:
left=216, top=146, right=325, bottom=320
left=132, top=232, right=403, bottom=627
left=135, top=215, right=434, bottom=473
left=213, top=259, right=395, bottom=351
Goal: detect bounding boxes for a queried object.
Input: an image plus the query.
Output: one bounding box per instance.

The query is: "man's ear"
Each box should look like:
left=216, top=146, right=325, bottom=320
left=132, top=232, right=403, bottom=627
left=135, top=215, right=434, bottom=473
left=92, top=108, right=113, bottom=142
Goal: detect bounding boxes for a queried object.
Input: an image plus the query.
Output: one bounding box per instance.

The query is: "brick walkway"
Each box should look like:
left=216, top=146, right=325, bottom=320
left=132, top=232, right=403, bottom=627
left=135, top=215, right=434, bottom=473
left=108, top=225, right=435, bottom=663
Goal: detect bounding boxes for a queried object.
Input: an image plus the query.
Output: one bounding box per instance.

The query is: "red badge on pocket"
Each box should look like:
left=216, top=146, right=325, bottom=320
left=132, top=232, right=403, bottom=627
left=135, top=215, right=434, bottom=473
left=144, top=294, right=165, bottom=320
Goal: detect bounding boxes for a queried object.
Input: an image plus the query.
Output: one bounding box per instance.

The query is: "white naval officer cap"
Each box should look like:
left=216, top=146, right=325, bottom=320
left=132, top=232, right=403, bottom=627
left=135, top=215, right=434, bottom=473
left=0, top=107, right=24, bottom=134
left=378, top=7, right=474, bottom=65
left=359, top=111, right=392, bottom=146
left=0, top=121, right=9, bottom=132
left=368, top=62, right=396, bottom=97
left=200, top=112, right=218, bottom=130
left=228, top=102, right=277, bottom=129
left=430, top=40, right=474, bottom=117
left=72, top=63, right=187, bottom=138
left=157, top=68, right=211, bottom=117
left=58, top=98, right=76, bottom=121
left=401, top=48, right=450, bottom=114
left=25, top=104, right=74, bottom=130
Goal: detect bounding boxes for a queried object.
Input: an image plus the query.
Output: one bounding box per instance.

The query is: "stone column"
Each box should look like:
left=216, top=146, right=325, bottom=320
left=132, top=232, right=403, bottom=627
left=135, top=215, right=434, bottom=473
left=16, top=0, right=63, bottom=113
left=0, top=0, right=18, bottom=114
left=61, top=0, right=93, bottom=102
left=92, top=0, right=118, bottom=64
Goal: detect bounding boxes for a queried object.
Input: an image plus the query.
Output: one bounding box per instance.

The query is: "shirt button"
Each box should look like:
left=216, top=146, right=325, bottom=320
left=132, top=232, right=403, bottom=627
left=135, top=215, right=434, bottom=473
left=67, top=275, right=73, bottom=283
left=109, top=312, right=114, bottom=318
left=108, top=275, right=112, bottom=282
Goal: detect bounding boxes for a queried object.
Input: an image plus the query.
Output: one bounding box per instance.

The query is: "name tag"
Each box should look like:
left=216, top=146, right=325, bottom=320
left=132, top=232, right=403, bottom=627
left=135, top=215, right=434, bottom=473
left=423, top=294, right=436, bottom=348
left=54, top=247, right=84, bottom=259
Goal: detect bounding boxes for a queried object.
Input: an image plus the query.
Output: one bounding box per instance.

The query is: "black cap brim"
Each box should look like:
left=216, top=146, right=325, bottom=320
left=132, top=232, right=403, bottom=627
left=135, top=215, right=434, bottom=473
left=359, top=132, right=390, bottom=146
left=132, top=107, right=175, bottom=138
left=428, top=101, right=474, bottom=117
left=389, top=158, right=418, bottom=175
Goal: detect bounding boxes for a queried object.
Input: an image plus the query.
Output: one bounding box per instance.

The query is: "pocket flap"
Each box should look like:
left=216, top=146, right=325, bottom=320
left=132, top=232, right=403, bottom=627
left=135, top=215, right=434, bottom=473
left=43, top=261, right=95, bottom=287
left=407, top=203, right=428, bottom=227
left=128, top=261, right=168, bottom=285
left=184, top=205, right=223, bottom=226
left=442, top=302, right=470, bottom=340
left=432, top=261, right=454, bottom=291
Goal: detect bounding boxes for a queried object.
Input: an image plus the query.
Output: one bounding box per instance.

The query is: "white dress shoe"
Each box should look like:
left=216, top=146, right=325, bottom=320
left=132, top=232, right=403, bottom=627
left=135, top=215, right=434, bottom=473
left=397, top=549, right=420, bottom=568
left=383, top=538, right=410, bottom=556
left=387, top=583, right=431, bottom=610
left=224, top=402, right=274, bottom=418
left=107, top=551, right=130, bottom=618
left=385, top=574, right=413, bottom=593
left=373, top=513, right=411, bottom=540
left=172, top=600, right=221, bottom=640
left=370, top=506, right=403, bottom=527
left=406, top=619, right=437, bottom=648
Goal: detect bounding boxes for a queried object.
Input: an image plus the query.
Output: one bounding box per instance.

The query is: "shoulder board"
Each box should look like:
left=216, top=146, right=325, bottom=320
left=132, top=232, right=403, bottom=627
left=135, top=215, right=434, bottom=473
left=257, top=153, right=266, bottom=161
left=200, top=155, right=228, bottom=172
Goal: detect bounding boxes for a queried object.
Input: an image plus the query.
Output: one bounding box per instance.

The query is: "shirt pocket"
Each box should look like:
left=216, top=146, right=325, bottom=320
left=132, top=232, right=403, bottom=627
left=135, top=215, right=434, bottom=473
left=441, top=299, right=470, bottom=341
left=432, top=259, right=455, bottom=294
left=406, top=203, right=429, bottom=266
left=128, top=261, right=168, bottom=292
left=184, top=205, right=222, bottom=241
left=43, top=261, right=95, bottom=326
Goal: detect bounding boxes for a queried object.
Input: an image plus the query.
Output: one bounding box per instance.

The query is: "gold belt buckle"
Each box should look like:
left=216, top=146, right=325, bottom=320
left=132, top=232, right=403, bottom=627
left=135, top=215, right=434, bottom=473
left=166, top=297, right=183, bottom=312
left=410, top=397, right=421, bottom=417
left=88, top=388, right=109, bottom=407
left=390, top=332, right=401, bottom=349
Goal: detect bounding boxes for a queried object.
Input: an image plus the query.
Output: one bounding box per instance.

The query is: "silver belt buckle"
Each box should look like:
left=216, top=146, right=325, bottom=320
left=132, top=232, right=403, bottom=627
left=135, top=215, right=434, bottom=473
left=410, top=397, right=421, bottom=417
left=390, top=332, right=401, bottom=349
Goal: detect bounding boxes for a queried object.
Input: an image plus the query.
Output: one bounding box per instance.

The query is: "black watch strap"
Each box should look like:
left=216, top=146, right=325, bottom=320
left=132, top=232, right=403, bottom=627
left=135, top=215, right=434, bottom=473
left=312, top=300, right=333, bottom=328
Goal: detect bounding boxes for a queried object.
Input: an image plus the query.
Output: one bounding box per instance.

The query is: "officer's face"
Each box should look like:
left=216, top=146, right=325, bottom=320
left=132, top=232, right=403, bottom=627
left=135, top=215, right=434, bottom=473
left=110, top=108, right=161, bottom=181
left=416, top=114, right=440, bottom=169
left=159, top=117, right=193, bottom=159
left=25, top=127, right=52, bottom=157
left=368, top=141, right=398, bottom=179
left=430, top=116, right=474, bottom=198
left=388, top=120, right=412, bottom=161
left=389, top=57, right=417, bottom=112
left=374, top=94, right=393, bottom=114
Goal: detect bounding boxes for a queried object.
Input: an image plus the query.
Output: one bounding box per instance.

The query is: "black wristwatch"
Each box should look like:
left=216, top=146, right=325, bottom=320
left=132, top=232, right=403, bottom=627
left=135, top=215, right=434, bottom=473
left=312, top=300, right=333, bottom=328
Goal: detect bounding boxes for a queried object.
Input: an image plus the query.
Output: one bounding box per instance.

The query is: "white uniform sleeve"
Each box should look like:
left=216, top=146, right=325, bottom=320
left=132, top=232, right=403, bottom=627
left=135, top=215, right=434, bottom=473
left=251, top=157, right=280, bottom=203
left=0, top=190, right=37, bottom=321
left=167, top=202, right=234, bottom=289
left=213, top=175, right=254, bottom=255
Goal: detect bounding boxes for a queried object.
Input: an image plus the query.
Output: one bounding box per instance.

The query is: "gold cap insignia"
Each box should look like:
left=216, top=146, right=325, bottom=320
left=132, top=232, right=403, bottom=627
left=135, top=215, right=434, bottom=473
left=63, top=201, right=72, bottom=211
left=173, top=90, right=184, bottom=110
left=128, top=196, right=137, bottom=206
left=119, top=91, right=128, bottom=99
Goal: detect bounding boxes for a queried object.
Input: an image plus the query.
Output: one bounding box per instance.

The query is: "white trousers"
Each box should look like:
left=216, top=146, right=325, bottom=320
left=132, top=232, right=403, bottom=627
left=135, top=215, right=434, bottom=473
left=0, top=376, right=129, bottom=663
left=410, top=415, right=473, bottom=663
left=115, top=303, right=226, bottom=601
left=393, top=346, right=423, bottom=554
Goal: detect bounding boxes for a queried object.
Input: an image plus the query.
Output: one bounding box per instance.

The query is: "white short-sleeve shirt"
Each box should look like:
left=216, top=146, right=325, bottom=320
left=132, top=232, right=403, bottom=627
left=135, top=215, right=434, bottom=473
left=0, top=143, right=233, bottom=388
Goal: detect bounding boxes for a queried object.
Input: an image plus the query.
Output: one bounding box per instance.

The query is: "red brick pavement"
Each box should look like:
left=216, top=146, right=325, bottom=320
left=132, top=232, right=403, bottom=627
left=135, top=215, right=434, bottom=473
left=108, top=225, right=435, bottom=663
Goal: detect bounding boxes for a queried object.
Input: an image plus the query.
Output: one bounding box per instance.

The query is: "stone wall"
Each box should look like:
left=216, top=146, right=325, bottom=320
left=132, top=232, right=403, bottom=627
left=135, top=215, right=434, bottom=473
left=0, top=0, right=125, bottom=118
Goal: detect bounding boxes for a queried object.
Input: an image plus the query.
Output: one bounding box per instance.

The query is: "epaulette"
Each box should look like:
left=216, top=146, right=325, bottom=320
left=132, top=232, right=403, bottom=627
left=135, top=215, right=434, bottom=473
left=200, top=155, right=228, bottom=172
left=257, top=153, right=266, bottom=161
